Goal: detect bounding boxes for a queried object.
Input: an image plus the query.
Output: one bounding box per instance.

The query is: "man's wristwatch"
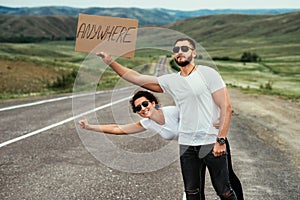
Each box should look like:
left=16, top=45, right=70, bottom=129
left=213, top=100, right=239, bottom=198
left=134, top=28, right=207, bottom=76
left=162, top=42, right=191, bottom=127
left=216, top=137, right=226, bottom=145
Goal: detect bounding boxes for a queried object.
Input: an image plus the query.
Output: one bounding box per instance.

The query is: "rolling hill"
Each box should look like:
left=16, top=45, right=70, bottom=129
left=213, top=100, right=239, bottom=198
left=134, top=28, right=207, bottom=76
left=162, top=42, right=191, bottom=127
left=0, top=8, right=299, bottom=99
left=0, top=11, right=299, bottom=45
left=0, top=15, right=77, bottom=42
left=166, top=11, right=300, bottom=46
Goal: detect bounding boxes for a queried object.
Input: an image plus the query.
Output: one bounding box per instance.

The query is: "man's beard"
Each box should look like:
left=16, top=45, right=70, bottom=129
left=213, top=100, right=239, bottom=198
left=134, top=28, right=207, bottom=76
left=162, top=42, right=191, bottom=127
left=174, top=54, right=193, bottom=67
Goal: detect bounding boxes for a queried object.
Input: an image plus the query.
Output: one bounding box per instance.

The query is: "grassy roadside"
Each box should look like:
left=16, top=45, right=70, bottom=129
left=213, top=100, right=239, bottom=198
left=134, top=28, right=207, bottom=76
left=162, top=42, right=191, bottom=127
left=205, top=40, right=300, bottom=100
left=216, top=60, right=300, bottom=100
left=0, top=41, right=159, bottom=100
left=0, top=41, right=299, bottom=100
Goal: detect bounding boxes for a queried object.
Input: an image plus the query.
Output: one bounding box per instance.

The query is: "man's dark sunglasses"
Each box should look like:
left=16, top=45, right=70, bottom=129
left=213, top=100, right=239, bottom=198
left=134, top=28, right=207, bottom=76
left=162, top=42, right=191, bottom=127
left=173, top=46, right=194, bottom=53
left=134, top=101, right=149, bottom=112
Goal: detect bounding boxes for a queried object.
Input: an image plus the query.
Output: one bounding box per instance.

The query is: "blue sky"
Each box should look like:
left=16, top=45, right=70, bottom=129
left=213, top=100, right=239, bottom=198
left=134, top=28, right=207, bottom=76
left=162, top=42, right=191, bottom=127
left=1, top=0, right=300, bottom=10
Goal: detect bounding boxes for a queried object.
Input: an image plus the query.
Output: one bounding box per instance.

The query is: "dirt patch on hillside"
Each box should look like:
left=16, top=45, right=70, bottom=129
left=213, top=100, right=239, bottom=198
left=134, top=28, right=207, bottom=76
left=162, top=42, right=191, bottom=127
left=0, top=60, right=61, bottom=94
left=228, top=88, right=300, bottom=169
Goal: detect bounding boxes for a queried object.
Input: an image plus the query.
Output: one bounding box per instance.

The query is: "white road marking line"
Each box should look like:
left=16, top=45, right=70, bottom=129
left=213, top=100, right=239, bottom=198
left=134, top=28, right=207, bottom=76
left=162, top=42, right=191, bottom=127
left=0, top=87, right=135, bottom=112
left=0, top=96, right=131, bottom=148
left=0, top=95, right=74, bottom=112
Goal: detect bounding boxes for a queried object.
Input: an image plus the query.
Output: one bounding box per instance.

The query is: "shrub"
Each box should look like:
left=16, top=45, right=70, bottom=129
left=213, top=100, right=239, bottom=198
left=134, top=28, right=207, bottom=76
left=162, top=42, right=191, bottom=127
left=49, top=70, right=77, bottom=89
left=240, top=52, right=261, bottom=62
left=260, top=81, right=273, bottom=90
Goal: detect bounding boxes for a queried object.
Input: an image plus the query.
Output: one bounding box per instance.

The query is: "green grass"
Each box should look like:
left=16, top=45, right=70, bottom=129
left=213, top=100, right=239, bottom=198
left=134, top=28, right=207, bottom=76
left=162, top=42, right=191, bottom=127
left=1, top=12, right=299, bottom=100
left=0, top=40, right=299, bottom=100
left=215, top=60, right=300, bottom=99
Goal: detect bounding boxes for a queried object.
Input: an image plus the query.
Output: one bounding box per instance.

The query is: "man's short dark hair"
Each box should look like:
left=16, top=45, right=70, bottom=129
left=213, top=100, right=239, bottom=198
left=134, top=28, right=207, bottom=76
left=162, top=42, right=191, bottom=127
left=174, top=38, right=196, bottom=49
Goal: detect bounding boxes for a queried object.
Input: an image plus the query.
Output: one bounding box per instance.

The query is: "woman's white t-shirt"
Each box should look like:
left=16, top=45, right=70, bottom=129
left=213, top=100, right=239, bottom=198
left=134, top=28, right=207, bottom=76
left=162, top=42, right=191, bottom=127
left=139, top=106, right=179, bottom=140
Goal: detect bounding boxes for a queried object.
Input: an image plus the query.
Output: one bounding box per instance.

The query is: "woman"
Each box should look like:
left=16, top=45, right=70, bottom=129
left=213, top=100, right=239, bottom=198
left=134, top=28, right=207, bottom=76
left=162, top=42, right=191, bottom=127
left=79, top=90, right=243, bottom=200
left=79, top=90, right=179, bottom=140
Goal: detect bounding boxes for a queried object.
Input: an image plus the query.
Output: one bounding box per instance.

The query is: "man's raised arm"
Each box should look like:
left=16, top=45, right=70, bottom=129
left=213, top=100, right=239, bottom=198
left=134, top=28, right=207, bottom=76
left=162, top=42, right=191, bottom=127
left=96, top=52, right=163, bottom=93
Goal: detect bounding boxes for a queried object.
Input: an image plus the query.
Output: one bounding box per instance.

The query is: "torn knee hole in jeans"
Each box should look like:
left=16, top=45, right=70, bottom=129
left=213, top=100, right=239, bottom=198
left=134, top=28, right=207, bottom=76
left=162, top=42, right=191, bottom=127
left=186, top=188, right=200, bottom=195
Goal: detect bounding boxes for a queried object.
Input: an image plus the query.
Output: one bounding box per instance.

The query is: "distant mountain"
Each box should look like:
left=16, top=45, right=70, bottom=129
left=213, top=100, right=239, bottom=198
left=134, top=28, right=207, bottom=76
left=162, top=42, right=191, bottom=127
left=0, top=6, right=174, bottom=26
left=1, top=5, right=299, bottom=26
left=159, top=8, right=300, bottom=20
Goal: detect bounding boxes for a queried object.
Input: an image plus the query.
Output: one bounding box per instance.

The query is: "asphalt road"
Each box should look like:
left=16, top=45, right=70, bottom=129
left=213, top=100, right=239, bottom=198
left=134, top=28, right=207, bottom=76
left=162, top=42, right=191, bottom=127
left=0, top=60, right=299, bottom=199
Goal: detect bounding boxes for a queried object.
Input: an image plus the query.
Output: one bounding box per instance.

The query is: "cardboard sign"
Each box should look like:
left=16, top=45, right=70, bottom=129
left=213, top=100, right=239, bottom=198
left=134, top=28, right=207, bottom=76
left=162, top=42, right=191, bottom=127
left=75, top=14, right=138, bottom=58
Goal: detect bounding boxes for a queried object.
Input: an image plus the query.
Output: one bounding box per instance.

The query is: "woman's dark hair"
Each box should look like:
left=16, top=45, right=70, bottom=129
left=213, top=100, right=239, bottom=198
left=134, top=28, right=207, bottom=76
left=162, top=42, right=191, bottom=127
left=130, top=90, right=159, bottom=113
left=174, top=38, right=196, bottom=49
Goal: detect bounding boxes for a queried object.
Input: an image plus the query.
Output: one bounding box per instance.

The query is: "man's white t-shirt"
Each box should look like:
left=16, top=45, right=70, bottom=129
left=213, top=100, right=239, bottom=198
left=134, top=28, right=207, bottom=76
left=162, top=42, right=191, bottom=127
left=140, top=106, right=179, bottom=140
left=157, top=65, right=225, bottom=146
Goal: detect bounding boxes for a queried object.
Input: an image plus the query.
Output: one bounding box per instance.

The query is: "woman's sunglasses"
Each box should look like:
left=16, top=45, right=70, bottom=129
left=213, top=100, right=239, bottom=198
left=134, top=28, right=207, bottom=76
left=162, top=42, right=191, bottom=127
left=172, top=46, right=194, bottom=53
left=134, top=101, right=149, bottom=112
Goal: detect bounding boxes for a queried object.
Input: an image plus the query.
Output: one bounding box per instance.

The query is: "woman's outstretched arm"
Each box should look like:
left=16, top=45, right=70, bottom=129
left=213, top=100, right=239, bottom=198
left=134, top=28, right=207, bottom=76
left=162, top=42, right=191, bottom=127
left=79, top=115, right=145, bottom=134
